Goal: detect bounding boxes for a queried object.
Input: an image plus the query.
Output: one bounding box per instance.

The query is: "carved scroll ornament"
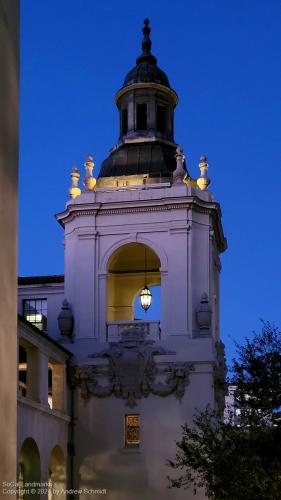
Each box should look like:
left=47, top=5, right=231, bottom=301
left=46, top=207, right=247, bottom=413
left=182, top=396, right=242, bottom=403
left=74, top=329, right=194, bottom=407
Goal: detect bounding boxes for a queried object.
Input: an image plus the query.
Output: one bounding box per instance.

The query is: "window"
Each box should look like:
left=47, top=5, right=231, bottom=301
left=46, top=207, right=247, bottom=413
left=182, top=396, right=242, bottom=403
left=23, top=299, right=47, bottom=332
left=121, top=109, right=128, bottom=135
left=156, top=105, right=167, bottom=133
left=136, top=103, right=147, bottom=130
left=125, top=414, right=140, bottom=447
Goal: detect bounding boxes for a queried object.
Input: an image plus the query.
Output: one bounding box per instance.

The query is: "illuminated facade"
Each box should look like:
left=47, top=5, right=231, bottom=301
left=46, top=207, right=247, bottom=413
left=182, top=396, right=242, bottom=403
left=18, top=20, right=227, bottom=500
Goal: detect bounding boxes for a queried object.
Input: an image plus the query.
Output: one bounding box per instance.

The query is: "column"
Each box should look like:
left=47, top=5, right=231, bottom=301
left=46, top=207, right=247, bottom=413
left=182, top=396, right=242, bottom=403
left=51, top=364, right=67, bottom=412
left=98, top=273, right=107, bottom=342
left=26, top=347, right=48, bottom=405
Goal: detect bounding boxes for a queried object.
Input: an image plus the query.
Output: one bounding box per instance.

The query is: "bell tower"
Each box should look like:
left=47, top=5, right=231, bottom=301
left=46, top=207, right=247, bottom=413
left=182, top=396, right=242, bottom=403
left=56, top=19, right=227, bottom=500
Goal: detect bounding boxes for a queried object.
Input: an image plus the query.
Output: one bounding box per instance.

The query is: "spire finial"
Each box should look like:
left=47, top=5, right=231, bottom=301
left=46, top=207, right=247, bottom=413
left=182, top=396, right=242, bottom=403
left=142, top=18, right=152, bottom=54
left=136, top=19, right=157, bottom=65
left=173, top=145, right=186, bottom=184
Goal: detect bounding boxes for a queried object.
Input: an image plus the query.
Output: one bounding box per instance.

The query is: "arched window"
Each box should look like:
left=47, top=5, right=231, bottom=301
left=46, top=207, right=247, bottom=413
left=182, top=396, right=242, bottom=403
left=106, top=243, right=161, bottom=341
left=136, top=103, right=147, bottom=130
left=107, top=243, right=160, bottom=321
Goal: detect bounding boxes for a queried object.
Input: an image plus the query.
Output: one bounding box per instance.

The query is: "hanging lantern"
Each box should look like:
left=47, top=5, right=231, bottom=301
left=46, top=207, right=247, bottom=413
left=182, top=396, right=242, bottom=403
left=139, top=246, right=152, bottom=311
left=140, top=285, right=152, bottom=311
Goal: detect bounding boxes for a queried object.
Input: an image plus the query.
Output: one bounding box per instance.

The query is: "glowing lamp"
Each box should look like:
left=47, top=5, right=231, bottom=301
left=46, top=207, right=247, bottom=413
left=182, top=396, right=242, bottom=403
left=140, top=285, right=152, bottom=311
left=26, top=313, right=42, bottom=323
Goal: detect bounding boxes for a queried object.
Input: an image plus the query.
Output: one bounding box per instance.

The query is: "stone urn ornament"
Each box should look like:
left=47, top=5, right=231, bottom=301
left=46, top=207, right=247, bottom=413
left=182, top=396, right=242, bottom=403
left=197, top=156, right=210, bottom=191
left=83, top=154, right=96, bottom=190
left=58, top=299, right=74, bottom=338
left=196, top=292, right=211, bottom=330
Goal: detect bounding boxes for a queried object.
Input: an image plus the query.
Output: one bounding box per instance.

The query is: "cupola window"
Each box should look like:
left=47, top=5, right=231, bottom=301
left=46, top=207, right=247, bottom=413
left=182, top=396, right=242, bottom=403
left=157, top=105, right=167, bottom=134
left=121, top=109, right=128, bottom=136
left=136, top=103, right=147, bottom=130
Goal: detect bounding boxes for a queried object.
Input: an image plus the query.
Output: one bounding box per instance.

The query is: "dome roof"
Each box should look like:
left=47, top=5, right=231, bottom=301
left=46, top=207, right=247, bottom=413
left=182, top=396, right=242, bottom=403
left=122, top=19, right=170, bottom=89
left=98, top=141, right=186, bottom=178
left=124, top=61, right=170, bottom=88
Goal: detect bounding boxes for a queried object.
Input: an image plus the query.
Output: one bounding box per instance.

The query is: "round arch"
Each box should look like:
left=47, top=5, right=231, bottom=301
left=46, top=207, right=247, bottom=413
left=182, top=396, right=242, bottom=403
left=106, top=242, right=161, bottom=322
left=19, top=437, right=40, bottom=500
left=48, top=445, right=66, bottom=500
left=99, top=235, right=168, bottom=275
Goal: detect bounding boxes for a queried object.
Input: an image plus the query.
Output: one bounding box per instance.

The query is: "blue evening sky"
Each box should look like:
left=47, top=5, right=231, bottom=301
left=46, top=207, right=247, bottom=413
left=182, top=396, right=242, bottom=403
left=19, top=0, right=281, bottom=365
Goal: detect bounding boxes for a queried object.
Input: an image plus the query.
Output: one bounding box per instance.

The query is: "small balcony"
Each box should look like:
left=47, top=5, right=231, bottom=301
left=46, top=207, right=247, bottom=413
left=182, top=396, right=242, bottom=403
left=106, top=320, right=161, bottom=342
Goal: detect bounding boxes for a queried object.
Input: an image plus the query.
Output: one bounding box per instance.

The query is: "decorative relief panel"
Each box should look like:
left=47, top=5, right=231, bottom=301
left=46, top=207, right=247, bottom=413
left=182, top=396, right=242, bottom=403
left=74, top=329, right=194, bottom=407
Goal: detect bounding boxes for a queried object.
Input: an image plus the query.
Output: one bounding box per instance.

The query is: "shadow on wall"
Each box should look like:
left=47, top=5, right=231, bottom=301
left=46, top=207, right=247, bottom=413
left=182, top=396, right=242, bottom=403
left=78, top=450, right=153, bottom=500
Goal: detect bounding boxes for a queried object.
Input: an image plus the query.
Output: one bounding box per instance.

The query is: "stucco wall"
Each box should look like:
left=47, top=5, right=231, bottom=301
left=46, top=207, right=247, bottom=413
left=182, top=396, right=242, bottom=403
left=59, top=183, right=222, bottom=344
left=18, top=399, right=69, bottom=486
left=0, top=0, right=19, bottom=495
left=73, top=348, right=214, bottom=500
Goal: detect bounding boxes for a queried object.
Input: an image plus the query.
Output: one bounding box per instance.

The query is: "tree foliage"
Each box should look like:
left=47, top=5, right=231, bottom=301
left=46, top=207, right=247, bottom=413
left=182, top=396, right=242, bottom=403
left=234, top=321, right=281, bottom=422
left=168, top=322, right=281, bottom=500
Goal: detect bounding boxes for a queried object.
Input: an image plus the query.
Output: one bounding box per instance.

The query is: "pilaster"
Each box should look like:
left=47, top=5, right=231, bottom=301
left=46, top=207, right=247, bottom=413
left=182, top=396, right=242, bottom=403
left=26, top=347, right=48, bottom=405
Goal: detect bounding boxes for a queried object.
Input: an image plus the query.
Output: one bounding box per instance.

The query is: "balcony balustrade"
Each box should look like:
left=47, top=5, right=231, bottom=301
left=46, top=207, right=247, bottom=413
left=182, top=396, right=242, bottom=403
left=106, top=320, right=161, bottom=341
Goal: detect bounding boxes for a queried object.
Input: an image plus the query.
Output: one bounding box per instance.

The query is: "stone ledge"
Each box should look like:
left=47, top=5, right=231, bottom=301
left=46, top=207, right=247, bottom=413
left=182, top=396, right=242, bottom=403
left=17, top=395, right=70, bottom=422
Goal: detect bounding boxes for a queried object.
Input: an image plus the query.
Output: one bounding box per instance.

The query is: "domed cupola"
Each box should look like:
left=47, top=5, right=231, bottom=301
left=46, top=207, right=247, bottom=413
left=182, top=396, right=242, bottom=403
left=123, top=19, right=170, bottom=88
left=98, top=19, right=186, bottom=180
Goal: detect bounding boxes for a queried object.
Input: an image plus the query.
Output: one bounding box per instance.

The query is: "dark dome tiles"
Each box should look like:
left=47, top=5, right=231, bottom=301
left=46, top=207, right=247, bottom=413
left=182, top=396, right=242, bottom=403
left=123, top=62, right=170, bottom=88
left=98, top=142, right=180, bottom=178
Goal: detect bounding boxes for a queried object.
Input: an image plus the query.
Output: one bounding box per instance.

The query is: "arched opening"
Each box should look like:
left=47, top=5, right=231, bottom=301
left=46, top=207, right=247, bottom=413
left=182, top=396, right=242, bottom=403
left=48, top=445, right=66, bottom=500
left=107, top=243, right=160, bottom=321
left=19, top=437, right=41, bottom=499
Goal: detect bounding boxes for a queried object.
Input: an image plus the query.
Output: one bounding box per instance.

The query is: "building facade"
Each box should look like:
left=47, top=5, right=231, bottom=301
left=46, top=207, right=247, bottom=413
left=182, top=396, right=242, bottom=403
left=17, top=315, right=70, bottom=500
left=18, top=20, right=227, bottom=500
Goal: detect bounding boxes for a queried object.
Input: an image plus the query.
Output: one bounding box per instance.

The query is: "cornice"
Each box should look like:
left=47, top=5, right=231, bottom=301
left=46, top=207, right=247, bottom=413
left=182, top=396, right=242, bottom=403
left=18, top=316, right=72, bottom=358
left=55, top=196, right=227, bottom=252
left=115, top=82, right=178, bottom=106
